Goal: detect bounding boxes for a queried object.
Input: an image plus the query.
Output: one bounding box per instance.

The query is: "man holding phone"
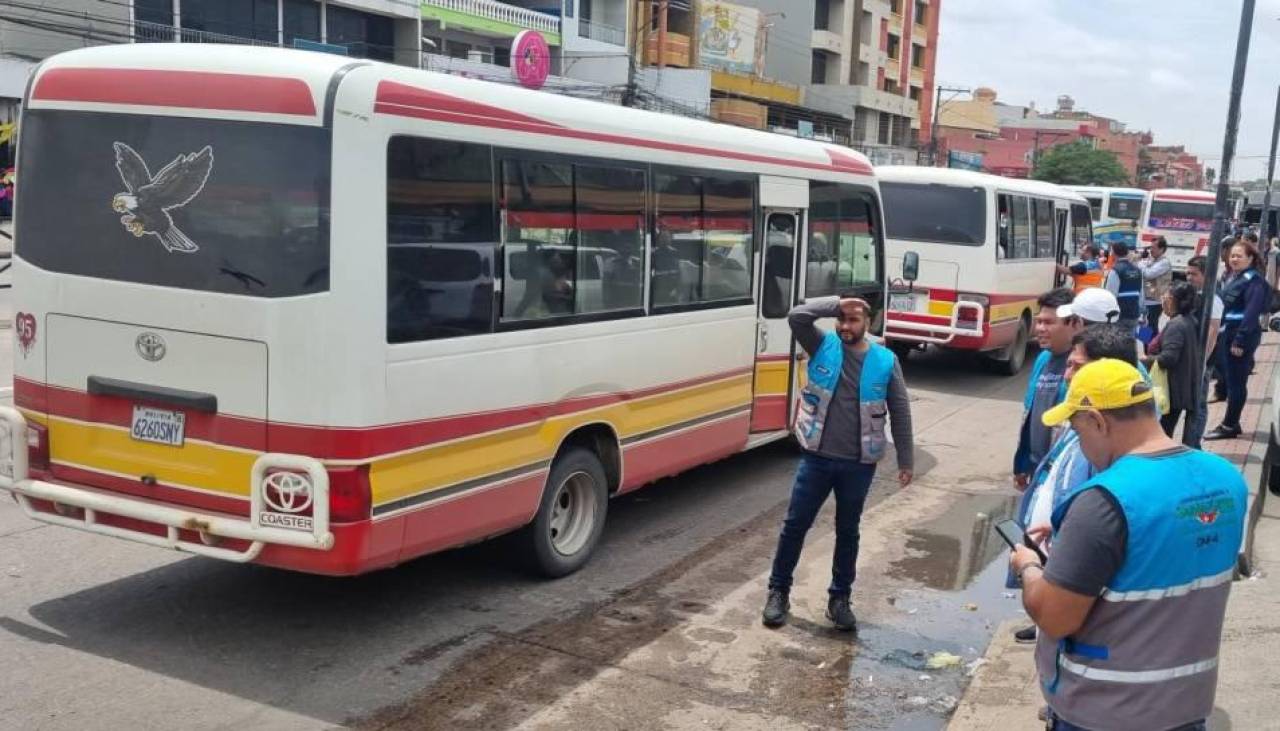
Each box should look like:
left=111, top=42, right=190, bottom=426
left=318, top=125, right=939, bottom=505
left=1010, top=359, right=1246, bottom=731
left=761, top=295, right=914, bottom=633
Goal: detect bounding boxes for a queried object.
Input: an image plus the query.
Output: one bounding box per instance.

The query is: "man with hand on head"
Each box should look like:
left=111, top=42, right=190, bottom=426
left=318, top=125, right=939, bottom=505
left=762, top=294, right=914, bottom=633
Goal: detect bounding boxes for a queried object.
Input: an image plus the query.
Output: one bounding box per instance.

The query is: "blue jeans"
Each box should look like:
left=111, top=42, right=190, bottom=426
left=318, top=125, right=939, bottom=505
left=1219, top=326, right=1262, bottom=429
left=768, top=453, right=876, bottom=597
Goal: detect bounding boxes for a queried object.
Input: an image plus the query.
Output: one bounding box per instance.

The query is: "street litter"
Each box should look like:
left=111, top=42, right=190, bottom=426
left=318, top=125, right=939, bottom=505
left=906, top=696, right=930, bottom=708
left=883, top=649, right=929, bottom=670
left=925, top=651, right=963, bottom=670
left=918, top=674, right=932, bottom=681
left=965, top=658, right=987, bottom=676
left=962, top=602, right=979, bottom=611
left=1002, top=592, right=1017, bottom=599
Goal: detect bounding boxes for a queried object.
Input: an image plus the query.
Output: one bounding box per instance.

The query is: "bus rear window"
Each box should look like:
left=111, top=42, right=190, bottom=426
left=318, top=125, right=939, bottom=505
left=1148, top=199, right=1214, bottom=232
left=880, top=182, right=986, bottom=245
left=15, top=110, right=330, bottom=297
left=1107, top=196, right=1143, bottom=220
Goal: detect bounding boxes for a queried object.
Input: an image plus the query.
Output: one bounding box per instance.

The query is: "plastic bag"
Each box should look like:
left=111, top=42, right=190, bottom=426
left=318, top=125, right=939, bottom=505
left=1149, top=362, right=1171, bottom=415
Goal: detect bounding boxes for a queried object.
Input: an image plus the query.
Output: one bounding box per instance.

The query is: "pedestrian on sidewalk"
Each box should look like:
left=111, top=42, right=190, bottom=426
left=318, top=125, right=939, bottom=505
left=1011, top=359, right=1247, bottom=731
left=1013, top=288, right=1080, bottom=490
left=1102, top=243, right=1142, bottom=334
left=1056, top=243, right=1104, bottom=294
left=1138, top=236, right=1173, bottom=331
left=1012, top=319, right=1139, bottom=647
left=1142, top=281, right=1203, bottom=442
left=761, top=295, right=914, bottom=632
left=1205, top=240, right=1270, bottom=440
left=1184, top=255, right=1226, bottom=448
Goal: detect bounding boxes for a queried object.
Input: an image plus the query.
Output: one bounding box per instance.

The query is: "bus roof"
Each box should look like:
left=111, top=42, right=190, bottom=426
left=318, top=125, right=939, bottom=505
left=876, top=165, right=1088, bottom=203
left=1065, top=185, right=1148, bottom=198
left=1148, top=188, right=1215, bottom=201
left=29, top=44, right=875, bottom=182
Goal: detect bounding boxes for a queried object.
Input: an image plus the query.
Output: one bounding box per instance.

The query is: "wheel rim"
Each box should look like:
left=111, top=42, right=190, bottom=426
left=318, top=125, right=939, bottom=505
left=1009, top=323, right=1028, bottom=369
left=548, top=470, right=598, bottom=557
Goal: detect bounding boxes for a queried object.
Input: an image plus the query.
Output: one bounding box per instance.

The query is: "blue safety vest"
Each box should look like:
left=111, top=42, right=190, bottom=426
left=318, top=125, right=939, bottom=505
left=1036, top=448, right=1246, bottom=731
left=793, top=332, right=896, bottom=463
left=1013, top=350, right=1068, bottom=475
left=1112, top=258, right=1143, bottom=321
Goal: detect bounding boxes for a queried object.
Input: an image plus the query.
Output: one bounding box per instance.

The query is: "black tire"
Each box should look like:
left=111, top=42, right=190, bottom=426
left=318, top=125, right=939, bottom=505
left=1268, top=436, right=1280, bottom=497
left=521, top=446, right=609, bottom=578
left=889, top=341, right=915, bottom=361
left=989, top=316, right=1030, bottom=376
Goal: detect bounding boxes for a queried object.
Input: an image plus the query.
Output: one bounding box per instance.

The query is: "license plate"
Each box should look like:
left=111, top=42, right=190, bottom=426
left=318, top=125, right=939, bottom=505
left=889, top=293, right=918, bottom=312
left=130, top=406, right=186, bottom=447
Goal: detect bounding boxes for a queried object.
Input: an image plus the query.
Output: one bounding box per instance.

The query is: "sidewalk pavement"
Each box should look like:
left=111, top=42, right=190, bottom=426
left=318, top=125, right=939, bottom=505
left=949, top=334, right=1280, bottom=731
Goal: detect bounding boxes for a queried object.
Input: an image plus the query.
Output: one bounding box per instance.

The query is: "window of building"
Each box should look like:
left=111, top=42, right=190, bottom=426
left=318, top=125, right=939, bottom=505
left=135, top=0, right=173, bottom=26
left=1033, top=198, right=1055, bottom=258
left=326, top=5, right=395, bottom=61
left=878, top=112, right=892, bottom=145
left=179, top=0, right=278, bottom=42
left=909, top=86, right=921, bottom=101
left=806, top=183, right=881, bottom=301
left=812, top=51, right=829, bottom=85
left=914, top=1, right=928, bottom=26
left=911, top=44, right=925, bottom=69
left=387, top=137, right=496, bottom=343
left=889, top=0, right=903, bottom=15
left=815, top=0, right=831, bottom=31
left=883, top=79, right=900, bottom=95
left=652, top=169, right=754, bottom=308
left=283, top=0, right=321, bottom=45
left=887, top=33, right=901, bottom=60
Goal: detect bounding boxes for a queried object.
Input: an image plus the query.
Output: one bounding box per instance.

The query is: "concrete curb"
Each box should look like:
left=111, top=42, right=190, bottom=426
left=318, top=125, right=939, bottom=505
left=1239, top=370, right=1274, bottom=576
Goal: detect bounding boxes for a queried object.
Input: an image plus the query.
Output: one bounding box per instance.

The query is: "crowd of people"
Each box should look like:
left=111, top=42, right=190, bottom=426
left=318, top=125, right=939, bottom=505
left=1012, top=240, right=1260, bottom=730
left=754, top=234, right=1262, bottom=729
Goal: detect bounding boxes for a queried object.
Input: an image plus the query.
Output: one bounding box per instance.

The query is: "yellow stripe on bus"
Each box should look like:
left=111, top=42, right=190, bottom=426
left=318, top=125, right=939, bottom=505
left=753, top=360, right=791, bottom=396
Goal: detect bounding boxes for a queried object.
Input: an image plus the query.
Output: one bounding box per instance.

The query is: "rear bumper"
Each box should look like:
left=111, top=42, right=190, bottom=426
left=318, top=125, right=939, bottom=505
left=886, top=300, right=987, bottom=347
left=0, top=406, right=335, bottom=564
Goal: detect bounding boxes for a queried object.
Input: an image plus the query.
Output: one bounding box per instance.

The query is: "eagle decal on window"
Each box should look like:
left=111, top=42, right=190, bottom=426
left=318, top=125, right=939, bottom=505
left=111, top=142, right=214, bottom=254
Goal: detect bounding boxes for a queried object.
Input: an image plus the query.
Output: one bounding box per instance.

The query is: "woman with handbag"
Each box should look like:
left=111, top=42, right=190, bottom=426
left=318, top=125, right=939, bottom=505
left=1205, top=240, right=1272, bottom=440
left=1143, top=281, right=1203, bottom=442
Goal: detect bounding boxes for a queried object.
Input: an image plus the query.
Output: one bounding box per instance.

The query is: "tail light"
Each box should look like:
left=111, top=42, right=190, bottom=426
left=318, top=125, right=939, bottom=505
left=327, top=464, right=371, bottom=523
left=956, top=293, right=990, bottom=329
left=27, top=422, right=49, bottom=472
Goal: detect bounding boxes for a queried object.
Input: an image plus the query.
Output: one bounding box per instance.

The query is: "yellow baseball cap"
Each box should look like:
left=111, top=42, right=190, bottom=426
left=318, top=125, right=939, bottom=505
left=1042, top=359, right=1154, bottom=427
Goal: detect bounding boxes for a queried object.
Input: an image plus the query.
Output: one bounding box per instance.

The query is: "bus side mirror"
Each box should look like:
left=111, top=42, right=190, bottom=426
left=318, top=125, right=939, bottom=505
left=902, top=251, right=920, bottom=283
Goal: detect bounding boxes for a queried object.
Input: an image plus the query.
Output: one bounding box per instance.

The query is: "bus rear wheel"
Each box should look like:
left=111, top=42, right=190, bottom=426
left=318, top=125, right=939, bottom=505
left=522, top=447, right=609, bottom=578
left=988, top=317, right=1029, bottom=376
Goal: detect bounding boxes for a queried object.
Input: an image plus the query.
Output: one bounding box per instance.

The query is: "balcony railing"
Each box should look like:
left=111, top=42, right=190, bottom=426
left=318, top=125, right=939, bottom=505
left=423, top=0, right=560, bottom=36
left=579, top=18, right=626, bottom=46
left=134, top=19, right=275, bottom=46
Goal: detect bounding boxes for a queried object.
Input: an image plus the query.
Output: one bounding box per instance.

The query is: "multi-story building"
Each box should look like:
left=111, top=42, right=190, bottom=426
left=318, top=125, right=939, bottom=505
left=1144, top=145, right=1206, bottom=191
left=635, top=0, right=941, bottom=161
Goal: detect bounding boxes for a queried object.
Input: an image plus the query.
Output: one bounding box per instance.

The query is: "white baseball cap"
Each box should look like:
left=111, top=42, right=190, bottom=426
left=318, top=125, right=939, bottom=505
left=1056, top=287, right=1120, bottom=324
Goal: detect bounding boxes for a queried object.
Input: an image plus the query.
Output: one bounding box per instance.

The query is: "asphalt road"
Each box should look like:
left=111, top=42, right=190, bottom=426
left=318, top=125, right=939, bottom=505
left=0, top=340, right=1030, bottom=731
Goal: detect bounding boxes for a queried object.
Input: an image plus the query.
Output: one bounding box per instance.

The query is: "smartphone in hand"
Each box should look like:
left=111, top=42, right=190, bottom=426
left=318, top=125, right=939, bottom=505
left=995, top=518, right=1048, bottom=564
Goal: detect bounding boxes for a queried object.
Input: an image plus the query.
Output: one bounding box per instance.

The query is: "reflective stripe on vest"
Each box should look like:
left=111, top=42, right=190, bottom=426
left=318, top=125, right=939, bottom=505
left=1101, top=566, right=1234, bottom=602
left=793, top=332, right=895, bottom=463
left=1059, top=656, right=1218, bottom=684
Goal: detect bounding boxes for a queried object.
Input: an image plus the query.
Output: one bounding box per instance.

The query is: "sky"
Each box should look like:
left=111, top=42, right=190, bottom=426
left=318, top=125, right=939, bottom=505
left=935, top=0, right=1280, bottom=183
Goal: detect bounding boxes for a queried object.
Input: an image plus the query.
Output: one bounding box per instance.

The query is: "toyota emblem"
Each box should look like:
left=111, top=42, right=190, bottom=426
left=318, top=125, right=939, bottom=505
left=136, top=332, right=167, bottom=362
left=263, top=471, right=313, bottom=514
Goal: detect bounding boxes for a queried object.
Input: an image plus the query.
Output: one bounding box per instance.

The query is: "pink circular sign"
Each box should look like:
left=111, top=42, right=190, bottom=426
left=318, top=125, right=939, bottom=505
left=512, top=30, right=551, bottom=90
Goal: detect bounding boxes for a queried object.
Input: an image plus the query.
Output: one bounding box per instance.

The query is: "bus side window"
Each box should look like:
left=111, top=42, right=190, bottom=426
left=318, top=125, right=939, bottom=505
left=502, top=159, right=575, bottom=321
left=1071, top=203, right=1093, bottom=253
left=806, top=182, right=881, bottom=304
left=1087, top=197, right=1103, bottom=222
left=1033, top=197, right=1055, bottom=259
left=652, top=169, right=756, bottom=308
left=997, top=194, right=1011, bottom=260
left=1010, top=195, right=1031, bottom=260
left=575, top=164, right=645, bottom=314
left=386, top=136, right=496, bottom=344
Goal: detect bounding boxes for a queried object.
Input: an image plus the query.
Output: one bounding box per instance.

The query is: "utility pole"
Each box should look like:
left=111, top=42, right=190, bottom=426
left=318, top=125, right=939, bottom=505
left=931, top=85, right=970, bottom=167
left=1261, top=85, right=1280, bottom=240
left=1198, top=0, right=1256, bottom=356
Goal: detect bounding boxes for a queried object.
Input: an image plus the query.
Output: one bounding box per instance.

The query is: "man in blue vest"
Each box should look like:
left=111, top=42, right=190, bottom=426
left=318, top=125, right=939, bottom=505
left=1011, top=359, right=1246, bottom=731
left=762, top=295, right=914, bottom=632
left=1103, top=242, right=1143, bottom=333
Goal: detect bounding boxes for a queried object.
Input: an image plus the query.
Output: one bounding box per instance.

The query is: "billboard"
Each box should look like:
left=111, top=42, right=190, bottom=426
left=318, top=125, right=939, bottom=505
left=948, top=150, right=984, bottom=171
left=698, top=1, right=760, bottom=75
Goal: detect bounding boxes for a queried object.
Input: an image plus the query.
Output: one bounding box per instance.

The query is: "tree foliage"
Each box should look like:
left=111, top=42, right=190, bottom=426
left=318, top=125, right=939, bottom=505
left=1032, top=141, right=1130, bottom=186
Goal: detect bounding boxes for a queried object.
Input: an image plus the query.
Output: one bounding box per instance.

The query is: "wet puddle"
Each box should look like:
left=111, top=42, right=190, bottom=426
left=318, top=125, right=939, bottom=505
left=847, top=492, right=1026, bottom=730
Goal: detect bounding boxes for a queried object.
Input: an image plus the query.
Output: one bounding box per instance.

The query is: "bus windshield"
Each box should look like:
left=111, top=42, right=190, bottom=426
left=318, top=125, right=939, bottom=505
left=880, top=182, right=986, bottom=245
left=1107, top=196, right=1143, bottom=221
left=1148, top=199, right=1214, bottom=233
left=15, top=110, right=331, bottom=298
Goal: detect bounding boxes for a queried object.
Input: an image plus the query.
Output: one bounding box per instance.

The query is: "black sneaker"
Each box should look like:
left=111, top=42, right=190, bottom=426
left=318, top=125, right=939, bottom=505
left=1014, top=625, right=1037, bottom=644
left=826, top=595, right=857, bottom=632
left=762, top=589, right=789, bottom=628
left=1204, top=425, right=1242, bottom=441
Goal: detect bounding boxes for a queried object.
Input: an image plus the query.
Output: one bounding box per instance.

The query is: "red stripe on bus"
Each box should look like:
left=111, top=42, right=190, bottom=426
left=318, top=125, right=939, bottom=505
left=44, top=463, right=251, bottom=517
left=619, top=411, right=750, bottom=493
left=377, top=80, right=566, bottom=129
left=32, top=68, right=317, bottom=116
left=18, top=366, right=752, bottom=461
left=921, top=289, right=1038, bottom=305
left=374, top=83, right=874, bottom=177
left=1152, top=193, right=1215, bottom=203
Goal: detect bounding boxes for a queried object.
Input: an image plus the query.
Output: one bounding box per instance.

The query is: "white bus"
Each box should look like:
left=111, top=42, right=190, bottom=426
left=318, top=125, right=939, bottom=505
left=879, top=167, right=1092, bottom=375
left=1, top=45, right=887, bottom=576
left=1066, top=186, right=1147, bottom=250
left=1140, top=188, right=1216, bottom=272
